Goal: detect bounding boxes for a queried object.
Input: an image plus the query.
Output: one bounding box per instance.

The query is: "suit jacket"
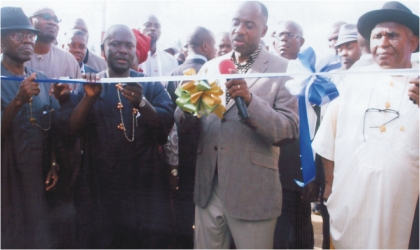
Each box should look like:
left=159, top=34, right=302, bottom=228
left=176, top=49, right=299, bottom=220
left=166, top=58, right=207, bottom=108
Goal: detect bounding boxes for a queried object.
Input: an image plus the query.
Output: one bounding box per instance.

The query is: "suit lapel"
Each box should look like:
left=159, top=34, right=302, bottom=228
left=226, top=49, right=270, bottom=111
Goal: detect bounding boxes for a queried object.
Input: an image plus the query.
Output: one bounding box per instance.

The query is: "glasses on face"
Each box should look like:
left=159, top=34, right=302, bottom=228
left=272, top=32, right=301, bottom=41
left=107, top=40, right=136, bottom=50
left=9, top=32, right=37, bottom=42
left=31, top=13, right=61, bottom=23
left=363, top=108, right=400, bottom=141
left=271, top=32, right=301, bottom=40
left=143, top=22, right=160, bottom=29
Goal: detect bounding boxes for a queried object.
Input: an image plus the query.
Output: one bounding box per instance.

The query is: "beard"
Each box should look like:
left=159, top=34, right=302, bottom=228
left=37, top=33, right=56, bottom=44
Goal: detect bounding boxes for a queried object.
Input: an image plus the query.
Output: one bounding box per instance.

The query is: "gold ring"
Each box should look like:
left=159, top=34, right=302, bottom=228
left=131, top=92, right=134, bottom=96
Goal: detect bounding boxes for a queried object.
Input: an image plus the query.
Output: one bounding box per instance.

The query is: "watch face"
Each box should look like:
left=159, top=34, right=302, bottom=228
left=140, top=97, right=146, bottom=108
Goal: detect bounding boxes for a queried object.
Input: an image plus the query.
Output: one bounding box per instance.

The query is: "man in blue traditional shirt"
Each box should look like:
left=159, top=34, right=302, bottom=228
left=54, top=24, right=174, bottom=248
left=1, top=7, right=59, bottom=248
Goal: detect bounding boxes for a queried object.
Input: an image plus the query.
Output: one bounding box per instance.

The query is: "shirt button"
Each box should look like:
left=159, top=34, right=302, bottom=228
left=385, top=102, right=391, bottom=109
left=214, top=146, right=218, bottom=151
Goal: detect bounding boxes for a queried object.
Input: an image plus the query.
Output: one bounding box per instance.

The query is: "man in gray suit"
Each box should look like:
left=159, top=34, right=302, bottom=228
left=176, top=1, right=299, bottom=248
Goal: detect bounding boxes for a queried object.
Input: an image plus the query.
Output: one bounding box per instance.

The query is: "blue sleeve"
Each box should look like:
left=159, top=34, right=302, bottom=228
left=143, top=81, right=175, bottom=144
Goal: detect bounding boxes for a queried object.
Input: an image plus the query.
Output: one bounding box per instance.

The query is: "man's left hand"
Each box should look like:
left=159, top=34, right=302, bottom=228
left=408, top=77, right=419, bottom=107
left=122, top=83, right=143, bottom=108
left=226, top=68, right=252, bottom=105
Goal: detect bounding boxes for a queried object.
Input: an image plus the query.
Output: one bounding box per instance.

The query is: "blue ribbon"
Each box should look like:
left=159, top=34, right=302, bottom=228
left=0, top=76, right=89, bottom=84
left=295, top=47, right=341, bottom=187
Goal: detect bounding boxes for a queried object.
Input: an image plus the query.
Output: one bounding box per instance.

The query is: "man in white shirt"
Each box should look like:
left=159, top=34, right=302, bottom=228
left=312, top=1, right=419, bottom=248
left=139, top=15, right=178, bottom=77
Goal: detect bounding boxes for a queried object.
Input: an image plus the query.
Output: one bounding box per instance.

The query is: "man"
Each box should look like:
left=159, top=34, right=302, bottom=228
left=327, top=21, right=346, bottom=50
left=139, top=15, right=178, bottom=76
left=26, top=8, right=81, bottom=80
left=350, top=32, right=374, bottom=69
left=65, top=29, right=97, bottom=73
left=25, top=8, right=82, bottom=248
left=272, top=20, right=305, bottom=60
left=167, top=26, right=216, bottom=107
left=167, top=26, right=216, bottom=249
left=1, top=7, right=59, bottom=248
left=216, top=31, right=232, bottom=57
left=72, top=18, right=107, bottom=72
left=313, top=1, right=419, bottom=248
left=176, top=2, right=299, bottom=248
left=335, top=24, right=362, bottom=70
left=271, top=20, right=319, bottom=249
left=54, top=24, right=174, bottom=248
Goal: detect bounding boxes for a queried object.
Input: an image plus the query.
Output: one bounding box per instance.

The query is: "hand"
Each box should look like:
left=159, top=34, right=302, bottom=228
left=168, top=165, right=179, bottom=192
left=51, top=83, right=71, bottom=103
left=14, top=73, right=40, bottom=104
left=225, top=69, right=252, bottom=105
left=121, top=83, right=143, bottom=108
left=45, top=167, right=58, bottom=191
left=323, top=184, right=332, bottom=201
left=408, top=77, right=419, bottom=106
left=301, top=181, right=320, bottom=202
left=82, top=73, right=102, bottom=98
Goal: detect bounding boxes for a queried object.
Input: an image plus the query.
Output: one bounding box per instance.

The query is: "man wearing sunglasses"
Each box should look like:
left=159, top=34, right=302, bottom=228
left=26, top=8, right=81, bottom=81
left=312, top=1, right=419, bottom=248
left=26, top=7, right=83, bottom=249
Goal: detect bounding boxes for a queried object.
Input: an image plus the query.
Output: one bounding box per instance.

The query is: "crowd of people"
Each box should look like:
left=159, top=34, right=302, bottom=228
left=1, top=1, right=419, bottom=249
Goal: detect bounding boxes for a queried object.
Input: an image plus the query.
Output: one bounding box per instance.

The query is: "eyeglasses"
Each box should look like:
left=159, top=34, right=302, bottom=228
left=272, top=32, right=301, bottom=41
left=9, top=32, right=37, bottom=42
left=31, top=13, right=61, bottom=23
left=363, top=108, right=400, bottom=141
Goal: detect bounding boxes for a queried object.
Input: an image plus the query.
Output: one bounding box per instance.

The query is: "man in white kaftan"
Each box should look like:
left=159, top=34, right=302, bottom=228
left=312, top=1, right=419, bottom=248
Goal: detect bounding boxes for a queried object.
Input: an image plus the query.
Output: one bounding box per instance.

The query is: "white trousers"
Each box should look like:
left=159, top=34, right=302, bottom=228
left=194, top=178, right=277, bottom=249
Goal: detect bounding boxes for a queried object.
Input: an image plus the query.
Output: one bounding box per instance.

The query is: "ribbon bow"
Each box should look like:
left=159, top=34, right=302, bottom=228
left=175, top=68, right=226, bottom=118
left=286, top=47, right=341, bottom=187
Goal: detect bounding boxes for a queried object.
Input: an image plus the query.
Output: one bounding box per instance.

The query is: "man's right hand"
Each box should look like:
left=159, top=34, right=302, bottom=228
left=82, top=73, right=102, bottom=97
left=15, top=73, right=39, bottom=104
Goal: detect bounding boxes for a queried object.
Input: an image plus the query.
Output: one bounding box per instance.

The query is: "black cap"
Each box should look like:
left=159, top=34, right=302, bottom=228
left=1, top=7, right=39, bottom=33
left=357, top=1, right=419, bottom=52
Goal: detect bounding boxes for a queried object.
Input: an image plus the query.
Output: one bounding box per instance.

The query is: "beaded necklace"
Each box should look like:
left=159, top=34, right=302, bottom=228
left=106, top=70, right=138, bottom=142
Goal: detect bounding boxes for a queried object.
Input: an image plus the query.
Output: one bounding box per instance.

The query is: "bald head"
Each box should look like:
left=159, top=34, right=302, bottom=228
left=273, top=20, right=305, bottom=60
left=102, top=25, right=136, bottom=76
left=32, top=7, right=56, bottom=17
left=231, top=1, right=269, bottom=59
left=102, top=24, right=135, bottom=44
left=187, top=26, right=216, bottom=60
left=72, top=18, right=89, bottom=38
left=237, top=1, right=268, bottom=25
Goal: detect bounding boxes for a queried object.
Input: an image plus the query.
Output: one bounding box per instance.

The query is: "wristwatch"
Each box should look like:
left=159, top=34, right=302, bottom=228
left=171, top=169, right=178, bottom=177
left=139, top=96, right=147, bottom=108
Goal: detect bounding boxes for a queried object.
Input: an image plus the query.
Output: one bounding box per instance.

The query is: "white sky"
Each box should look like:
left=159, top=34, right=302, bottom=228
left=2, top=0, right=419, bottom=58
